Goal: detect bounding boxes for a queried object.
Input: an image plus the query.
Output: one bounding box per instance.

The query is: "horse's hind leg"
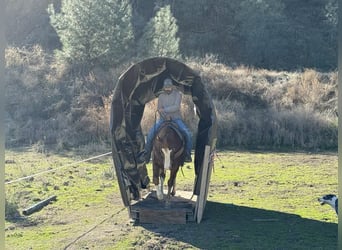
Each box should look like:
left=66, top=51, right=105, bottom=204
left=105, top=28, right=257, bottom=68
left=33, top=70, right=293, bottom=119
left=171, top=179, right=176, bottom=196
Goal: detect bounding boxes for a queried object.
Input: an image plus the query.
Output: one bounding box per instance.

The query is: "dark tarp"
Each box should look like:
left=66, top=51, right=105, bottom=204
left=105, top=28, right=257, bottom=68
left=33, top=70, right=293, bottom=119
left=110, top=57, right=217, bottom=206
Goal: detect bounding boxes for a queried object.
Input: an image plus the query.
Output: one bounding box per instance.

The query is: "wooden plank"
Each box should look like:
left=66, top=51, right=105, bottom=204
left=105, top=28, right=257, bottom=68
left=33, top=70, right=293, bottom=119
left=196, top=145, right=211, bottom=223
left=139, top=208, right=187, bottom=224
left=130, top=191, right=195, bottom=224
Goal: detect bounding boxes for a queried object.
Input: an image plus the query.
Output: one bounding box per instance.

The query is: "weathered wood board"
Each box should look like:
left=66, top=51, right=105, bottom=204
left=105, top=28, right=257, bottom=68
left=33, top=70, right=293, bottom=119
left=130, top=191, right=195, bottom=224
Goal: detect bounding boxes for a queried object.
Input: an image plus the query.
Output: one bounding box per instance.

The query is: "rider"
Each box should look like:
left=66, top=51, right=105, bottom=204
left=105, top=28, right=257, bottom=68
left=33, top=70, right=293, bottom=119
left=144, top=78, right=192, bottom=163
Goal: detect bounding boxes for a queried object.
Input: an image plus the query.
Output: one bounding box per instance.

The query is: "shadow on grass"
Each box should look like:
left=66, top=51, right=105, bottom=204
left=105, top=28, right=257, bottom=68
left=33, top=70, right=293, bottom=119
left=140, top=201, right=337, bottom=249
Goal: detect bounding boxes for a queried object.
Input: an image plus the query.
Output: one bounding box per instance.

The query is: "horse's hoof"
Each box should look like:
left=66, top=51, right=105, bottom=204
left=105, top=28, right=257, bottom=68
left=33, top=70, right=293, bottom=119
left=157, top=194, right=164, bottom=200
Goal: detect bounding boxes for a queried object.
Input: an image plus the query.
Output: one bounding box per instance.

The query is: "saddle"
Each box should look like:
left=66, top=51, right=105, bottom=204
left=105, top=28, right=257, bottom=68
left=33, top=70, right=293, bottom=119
left=158, top=121, right=185, bottom=143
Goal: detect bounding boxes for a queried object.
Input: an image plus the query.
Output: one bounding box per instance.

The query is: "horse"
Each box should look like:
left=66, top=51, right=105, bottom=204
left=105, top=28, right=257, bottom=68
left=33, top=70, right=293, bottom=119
left=152, top=121, right=186, bottom=201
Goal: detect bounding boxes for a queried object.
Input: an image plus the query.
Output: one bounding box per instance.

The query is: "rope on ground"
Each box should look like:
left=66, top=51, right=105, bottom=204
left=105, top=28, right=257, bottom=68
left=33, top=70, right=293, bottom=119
left=63, top=207, right=126, bottom=250
left=5, top=151, right=112, bottom=185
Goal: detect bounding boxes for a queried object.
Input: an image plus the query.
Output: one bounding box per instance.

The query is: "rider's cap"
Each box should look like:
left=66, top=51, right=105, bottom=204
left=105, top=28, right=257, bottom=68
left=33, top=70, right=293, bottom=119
left=163, top=78, right=173, bottom=88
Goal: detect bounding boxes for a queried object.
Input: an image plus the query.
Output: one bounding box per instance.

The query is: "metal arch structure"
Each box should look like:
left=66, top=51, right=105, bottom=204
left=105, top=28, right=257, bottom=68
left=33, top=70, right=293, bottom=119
left=110, top=57, right=217, bottom=217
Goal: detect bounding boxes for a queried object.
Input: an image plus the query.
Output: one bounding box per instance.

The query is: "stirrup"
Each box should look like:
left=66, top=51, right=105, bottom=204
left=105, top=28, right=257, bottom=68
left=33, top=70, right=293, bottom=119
left=184, top=154, right=192, bottom=162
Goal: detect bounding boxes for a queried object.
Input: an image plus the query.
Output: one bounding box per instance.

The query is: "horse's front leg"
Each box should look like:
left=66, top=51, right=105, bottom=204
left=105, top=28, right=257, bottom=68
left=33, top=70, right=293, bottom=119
left=153, top=162, right=164, bottom=200
left=155, top=171, right=166, bottom=201
left=157, top=175, right=165, bottom=200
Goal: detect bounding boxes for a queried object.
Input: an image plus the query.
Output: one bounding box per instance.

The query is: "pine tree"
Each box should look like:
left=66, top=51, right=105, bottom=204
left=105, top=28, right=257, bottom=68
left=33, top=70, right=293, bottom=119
left=48, top=0, right=134, bottom=67
left=137, top=5, right=180, bottom=58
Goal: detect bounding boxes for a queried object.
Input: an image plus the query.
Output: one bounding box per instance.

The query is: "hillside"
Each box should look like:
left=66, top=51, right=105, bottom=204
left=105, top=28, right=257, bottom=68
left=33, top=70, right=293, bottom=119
left=4, top=48, right=337, bottom=150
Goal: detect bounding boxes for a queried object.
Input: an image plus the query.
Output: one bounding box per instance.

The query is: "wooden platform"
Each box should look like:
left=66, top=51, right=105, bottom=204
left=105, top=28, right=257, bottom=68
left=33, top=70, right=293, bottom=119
left=129, top=191, right=195, bottom=224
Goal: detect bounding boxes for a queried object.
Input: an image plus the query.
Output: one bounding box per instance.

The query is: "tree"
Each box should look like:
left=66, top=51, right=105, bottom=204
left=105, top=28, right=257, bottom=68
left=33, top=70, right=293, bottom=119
left=173, top=0, right=237, bottom=63
left=48, top=0, right=134, bottom=68
left=137, top=5, right=180, bottom=58
left=281, top=0, right=337, bottom=70
left=233, top=0, right=290, bottom=69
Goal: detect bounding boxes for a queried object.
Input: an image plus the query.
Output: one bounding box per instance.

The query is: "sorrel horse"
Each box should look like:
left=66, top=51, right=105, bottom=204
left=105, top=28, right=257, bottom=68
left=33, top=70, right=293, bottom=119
left=152, top=121, right=186, bottom=201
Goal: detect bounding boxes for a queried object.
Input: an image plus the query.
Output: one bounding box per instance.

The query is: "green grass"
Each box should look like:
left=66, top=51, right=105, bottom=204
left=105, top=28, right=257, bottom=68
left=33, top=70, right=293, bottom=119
left=5, top=148, right=337, bottom=249
left=5, top=147, right=122, bottom=249
left=207, top=151, right=337, bottom=222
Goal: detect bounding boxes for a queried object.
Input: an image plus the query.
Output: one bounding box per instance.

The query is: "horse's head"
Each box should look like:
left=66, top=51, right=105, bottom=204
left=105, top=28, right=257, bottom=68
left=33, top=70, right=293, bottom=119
left=153, top=123, right=185, bottom=170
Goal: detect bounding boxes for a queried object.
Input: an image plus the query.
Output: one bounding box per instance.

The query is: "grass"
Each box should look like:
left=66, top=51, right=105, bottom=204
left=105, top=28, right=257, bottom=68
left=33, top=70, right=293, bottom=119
left=5, top=147, right=122, bottom=249
left=208, top=151, right=337, bottom=221
left=5, top=148, right=337, bottom=249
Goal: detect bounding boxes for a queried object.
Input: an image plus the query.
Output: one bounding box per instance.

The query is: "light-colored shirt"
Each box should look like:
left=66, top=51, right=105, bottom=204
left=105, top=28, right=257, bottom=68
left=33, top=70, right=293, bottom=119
left=158, top=89, right=182, bottom=120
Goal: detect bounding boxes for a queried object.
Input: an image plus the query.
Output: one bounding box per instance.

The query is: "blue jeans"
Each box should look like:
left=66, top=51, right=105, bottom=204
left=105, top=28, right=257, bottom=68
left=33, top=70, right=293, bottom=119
left=145, top=118, right=192, bottom=158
